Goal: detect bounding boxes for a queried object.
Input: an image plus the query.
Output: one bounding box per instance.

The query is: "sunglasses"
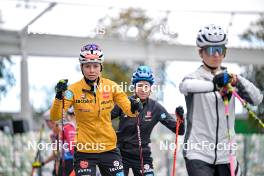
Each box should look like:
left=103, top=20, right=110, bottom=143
left=81, top=44, right=100, bottom=52
left=203, top=46, right=226, bottom=56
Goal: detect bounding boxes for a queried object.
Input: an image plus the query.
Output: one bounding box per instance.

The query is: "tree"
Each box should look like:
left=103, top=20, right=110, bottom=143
left=31, top=86, right=54, bottom=119
left=102, top=62, right=134, bottom=95
left=97, top=7, right=177, bottom=91
left=97, top=8, right=178, bottom=128
left=241, top=65, right=264, bottom=116
left=98, top=7, right=177, bottom=41
left=0, top=56, right=15, bottom=100
left=240, top=16, right=264, bottom=122
left=240, top=16, right=264, bottom=42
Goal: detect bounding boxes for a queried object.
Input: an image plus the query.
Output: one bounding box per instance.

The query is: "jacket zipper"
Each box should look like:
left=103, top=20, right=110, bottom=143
left=213, top=92, right=220, bottom=165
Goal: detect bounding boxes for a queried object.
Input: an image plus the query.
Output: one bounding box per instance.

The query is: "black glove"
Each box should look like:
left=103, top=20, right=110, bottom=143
left=213, top=72, right=231, bottom=91
left=175, top=106, right=184, bottom=120
left=55, top=79, right=68, bottom=100
left=130, top=97, right=143, bottom=113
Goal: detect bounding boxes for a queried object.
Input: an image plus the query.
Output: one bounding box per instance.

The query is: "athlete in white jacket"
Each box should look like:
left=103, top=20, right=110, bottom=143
left=179, top=24, right=263, bottom=176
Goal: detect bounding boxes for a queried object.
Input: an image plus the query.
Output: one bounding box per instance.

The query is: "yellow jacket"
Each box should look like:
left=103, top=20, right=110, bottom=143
left=50, top=77, right=135, bottom=153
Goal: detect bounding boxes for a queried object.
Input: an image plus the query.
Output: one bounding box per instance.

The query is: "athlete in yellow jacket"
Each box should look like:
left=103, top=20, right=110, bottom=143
left=50, top=44, right=142, bottom=176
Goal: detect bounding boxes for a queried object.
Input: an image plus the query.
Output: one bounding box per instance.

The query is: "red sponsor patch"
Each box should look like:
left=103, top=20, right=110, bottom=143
left=81, top=94, right=86, bottom=99
left=146, top=111, right=152, bottom=118
left=144, top=111, right=152, bottom=121
left=80, top=160, right=89, bottom=169
left=102, top=91, right=110, bottom=99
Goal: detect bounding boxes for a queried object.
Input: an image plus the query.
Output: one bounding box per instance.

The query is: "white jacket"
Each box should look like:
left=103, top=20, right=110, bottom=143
left=179, top=66, right=263, bottom=165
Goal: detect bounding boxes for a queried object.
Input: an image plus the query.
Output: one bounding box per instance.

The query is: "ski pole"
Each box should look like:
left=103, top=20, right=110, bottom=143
left=55, top=123, right=60, bottom=176
left=232, top=92, right=264, bottom=128
left=226, top=84, right=264, bottom=128
left=31, top=123, right=45, bottom=176
left=171, top=106, right=184, bottom=176
left=61, top=93, right=66, bottom=176
left=223, top=96, right=235, bottom=176
left=135, top=98, right=144, bottom=176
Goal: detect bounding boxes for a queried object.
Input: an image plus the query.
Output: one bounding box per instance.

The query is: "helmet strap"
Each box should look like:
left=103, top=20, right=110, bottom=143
left=100, top=64, right=103, bottom=72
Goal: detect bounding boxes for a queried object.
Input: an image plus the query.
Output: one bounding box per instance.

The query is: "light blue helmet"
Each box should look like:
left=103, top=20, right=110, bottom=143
left=132, top=65, right=155, bottom=85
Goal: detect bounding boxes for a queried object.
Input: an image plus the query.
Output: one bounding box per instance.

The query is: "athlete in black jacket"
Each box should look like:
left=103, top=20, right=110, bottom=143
left=111, top=65, right=185, bottom=176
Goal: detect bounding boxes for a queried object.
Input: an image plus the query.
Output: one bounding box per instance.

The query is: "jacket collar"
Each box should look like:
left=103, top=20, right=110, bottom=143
left=81, top=77, right=102, bottom=89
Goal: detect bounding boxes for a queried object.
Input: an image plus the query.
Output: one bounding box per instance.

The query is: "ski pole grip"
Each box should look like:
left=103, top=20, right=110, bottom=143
left=175, top=106, right=184, bottom=119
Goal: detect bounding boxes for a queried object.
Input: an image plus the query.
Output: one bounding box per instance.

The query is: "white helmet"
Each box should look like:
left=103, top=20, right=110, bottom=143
left=196, top=24, right=228, bottom=47
left=79, top=44, right=104, bottom=64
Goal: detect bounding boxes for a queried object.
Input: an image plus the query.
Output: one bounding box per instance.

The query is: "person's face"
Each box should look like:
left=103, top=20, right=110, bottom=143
left=199, top=45, right=226, bottom=69
left=135, top=81, right=151, bottom=100
left=81, top=63, right=101, bottom=80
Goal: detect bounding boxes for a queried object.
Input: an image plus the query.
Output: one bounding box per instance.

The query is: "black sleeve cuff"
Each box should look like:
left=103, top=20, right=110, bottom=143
left=55, top=92, right=63, bottom=100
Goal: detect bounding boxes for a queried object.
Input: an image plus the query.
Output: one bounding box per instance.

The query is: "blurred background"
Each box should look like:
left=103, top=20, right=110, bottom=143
left=0, top=0, right=264, bottom=175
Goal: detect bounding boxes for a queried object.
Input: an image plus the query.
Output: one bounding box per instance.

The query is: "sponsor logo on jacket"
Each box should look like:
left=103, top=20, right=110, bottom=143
left=75, top=99, right=93, bottom=103
left=80, top=160, right=89, bottom=169
left=109, top=160, right=123, bottom=172
left=101, top=100, right=113, bottom=105
left=144, top=111, right=152, bottom=121
left=102, top=91, right=110, bottom=99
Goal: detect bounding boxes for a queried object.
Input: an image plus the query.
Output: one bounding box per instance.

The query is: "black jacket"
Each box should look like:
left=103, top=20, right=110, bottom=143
left=111, top=97, right=185, bottom=153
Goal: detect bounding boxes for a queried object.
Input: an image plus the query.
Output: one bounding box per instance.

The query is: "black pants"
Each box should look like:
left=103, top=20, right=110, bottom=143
left=74, top=148, right=124, bottom=176
left=185, top=158, right=241, bottom=176
left=120, top=145, right=154, bottom=176
left=58, top=159, right=74, bottom=176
